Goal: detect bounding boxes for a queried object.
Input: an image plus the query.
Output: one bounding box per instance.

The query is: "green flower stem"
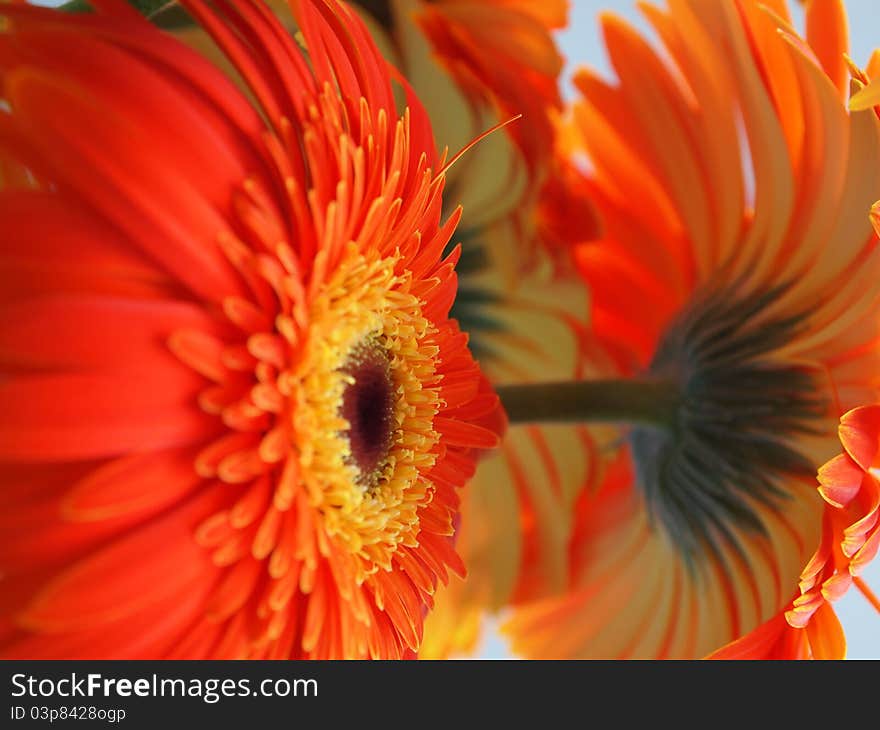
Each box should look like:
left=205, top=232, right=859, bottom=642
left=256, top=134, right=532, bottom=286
left=496, top=378, right=680, bottom=427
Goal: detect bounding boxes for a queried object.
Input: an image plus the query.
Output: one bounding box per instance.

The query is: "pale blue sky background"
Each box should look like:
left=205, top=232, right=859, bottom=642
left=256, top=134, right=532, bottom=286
left=31, top=0, right=879, bottom=659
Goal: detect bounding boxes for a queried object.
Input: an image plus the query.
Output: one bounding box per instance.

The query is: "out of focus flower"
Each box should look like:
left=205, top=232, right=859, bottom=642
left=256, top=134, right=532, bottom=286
left=0, top=0, right=501, bottom=659
left=504, top=0, right=880, bottom=659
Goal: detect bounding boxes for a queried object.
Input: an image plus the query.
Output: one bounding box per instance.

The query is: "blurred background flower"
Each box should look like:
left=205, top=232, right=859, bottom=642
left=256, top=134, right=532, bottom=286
left=489, top=0, right=880, bottom=656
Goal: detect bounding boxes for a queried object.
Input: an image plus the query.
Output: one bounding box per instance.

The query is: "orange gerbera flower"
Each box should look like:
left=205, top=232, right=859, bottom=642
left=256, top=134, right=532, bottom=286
left=286, top=1, right=596, bottom=656
left=168, top=0, right=592, bottom=658
left=0, top=0, right=502, bottom=659
left=504, top=0, right=880, bottom=659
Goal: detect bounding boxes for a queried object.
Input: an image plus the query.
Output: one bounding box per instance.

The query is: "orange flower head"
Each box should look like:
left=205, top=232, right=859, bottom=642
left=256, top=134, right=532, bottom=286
left=0, top=0, right=501, bottom=659
left=170, top=0, right=596, bottom=660
left=505, top=0, right=880, bottom=659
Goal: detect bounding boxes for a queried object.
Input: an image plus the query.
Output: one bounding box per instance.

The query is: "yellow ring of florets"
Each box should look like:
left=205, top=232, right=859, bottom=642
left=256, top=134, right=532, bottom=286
left=292, top=246, right=442, bottom=574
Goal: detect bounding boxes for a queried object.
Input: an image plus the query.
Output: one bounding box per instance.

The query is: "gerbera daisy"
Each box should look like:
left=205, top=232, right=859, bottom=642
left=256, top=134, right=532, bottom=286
left=502, top=0, right=880, bottom=658
left=151, top=0, right=595, bottom=658
left=122, top=0, right=592, bottom=659
left=0, top=0, right=501, bottom=659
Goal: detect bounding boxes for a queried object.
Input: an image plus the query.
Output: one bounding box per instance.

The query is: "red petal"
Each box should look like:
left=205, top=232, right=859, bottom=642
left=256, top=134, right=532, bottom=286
left=19, top=486, right=225, bottom=633
left=0, top=371, right=216, bottom=461
left=817, top=452, right=864, bottom=508
left=839, top=405, right=880, bottom=471
left=433, top=416, right=501, bottom=449
left=62, top=447, right=202, bottom=522
left=0, top=295, right=225, bottom=374
left=805, top=601, right=847, bottom=660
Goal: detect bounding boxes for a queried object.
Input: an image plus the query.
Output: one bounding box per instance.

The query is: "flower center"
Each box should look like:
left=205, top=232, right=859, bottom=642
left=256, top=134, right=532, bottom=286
left=289, top=247, right=442, bottom=573
left=629, top=283, right=827, bottom=565
left=339, top=341, right=395, bottom=489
